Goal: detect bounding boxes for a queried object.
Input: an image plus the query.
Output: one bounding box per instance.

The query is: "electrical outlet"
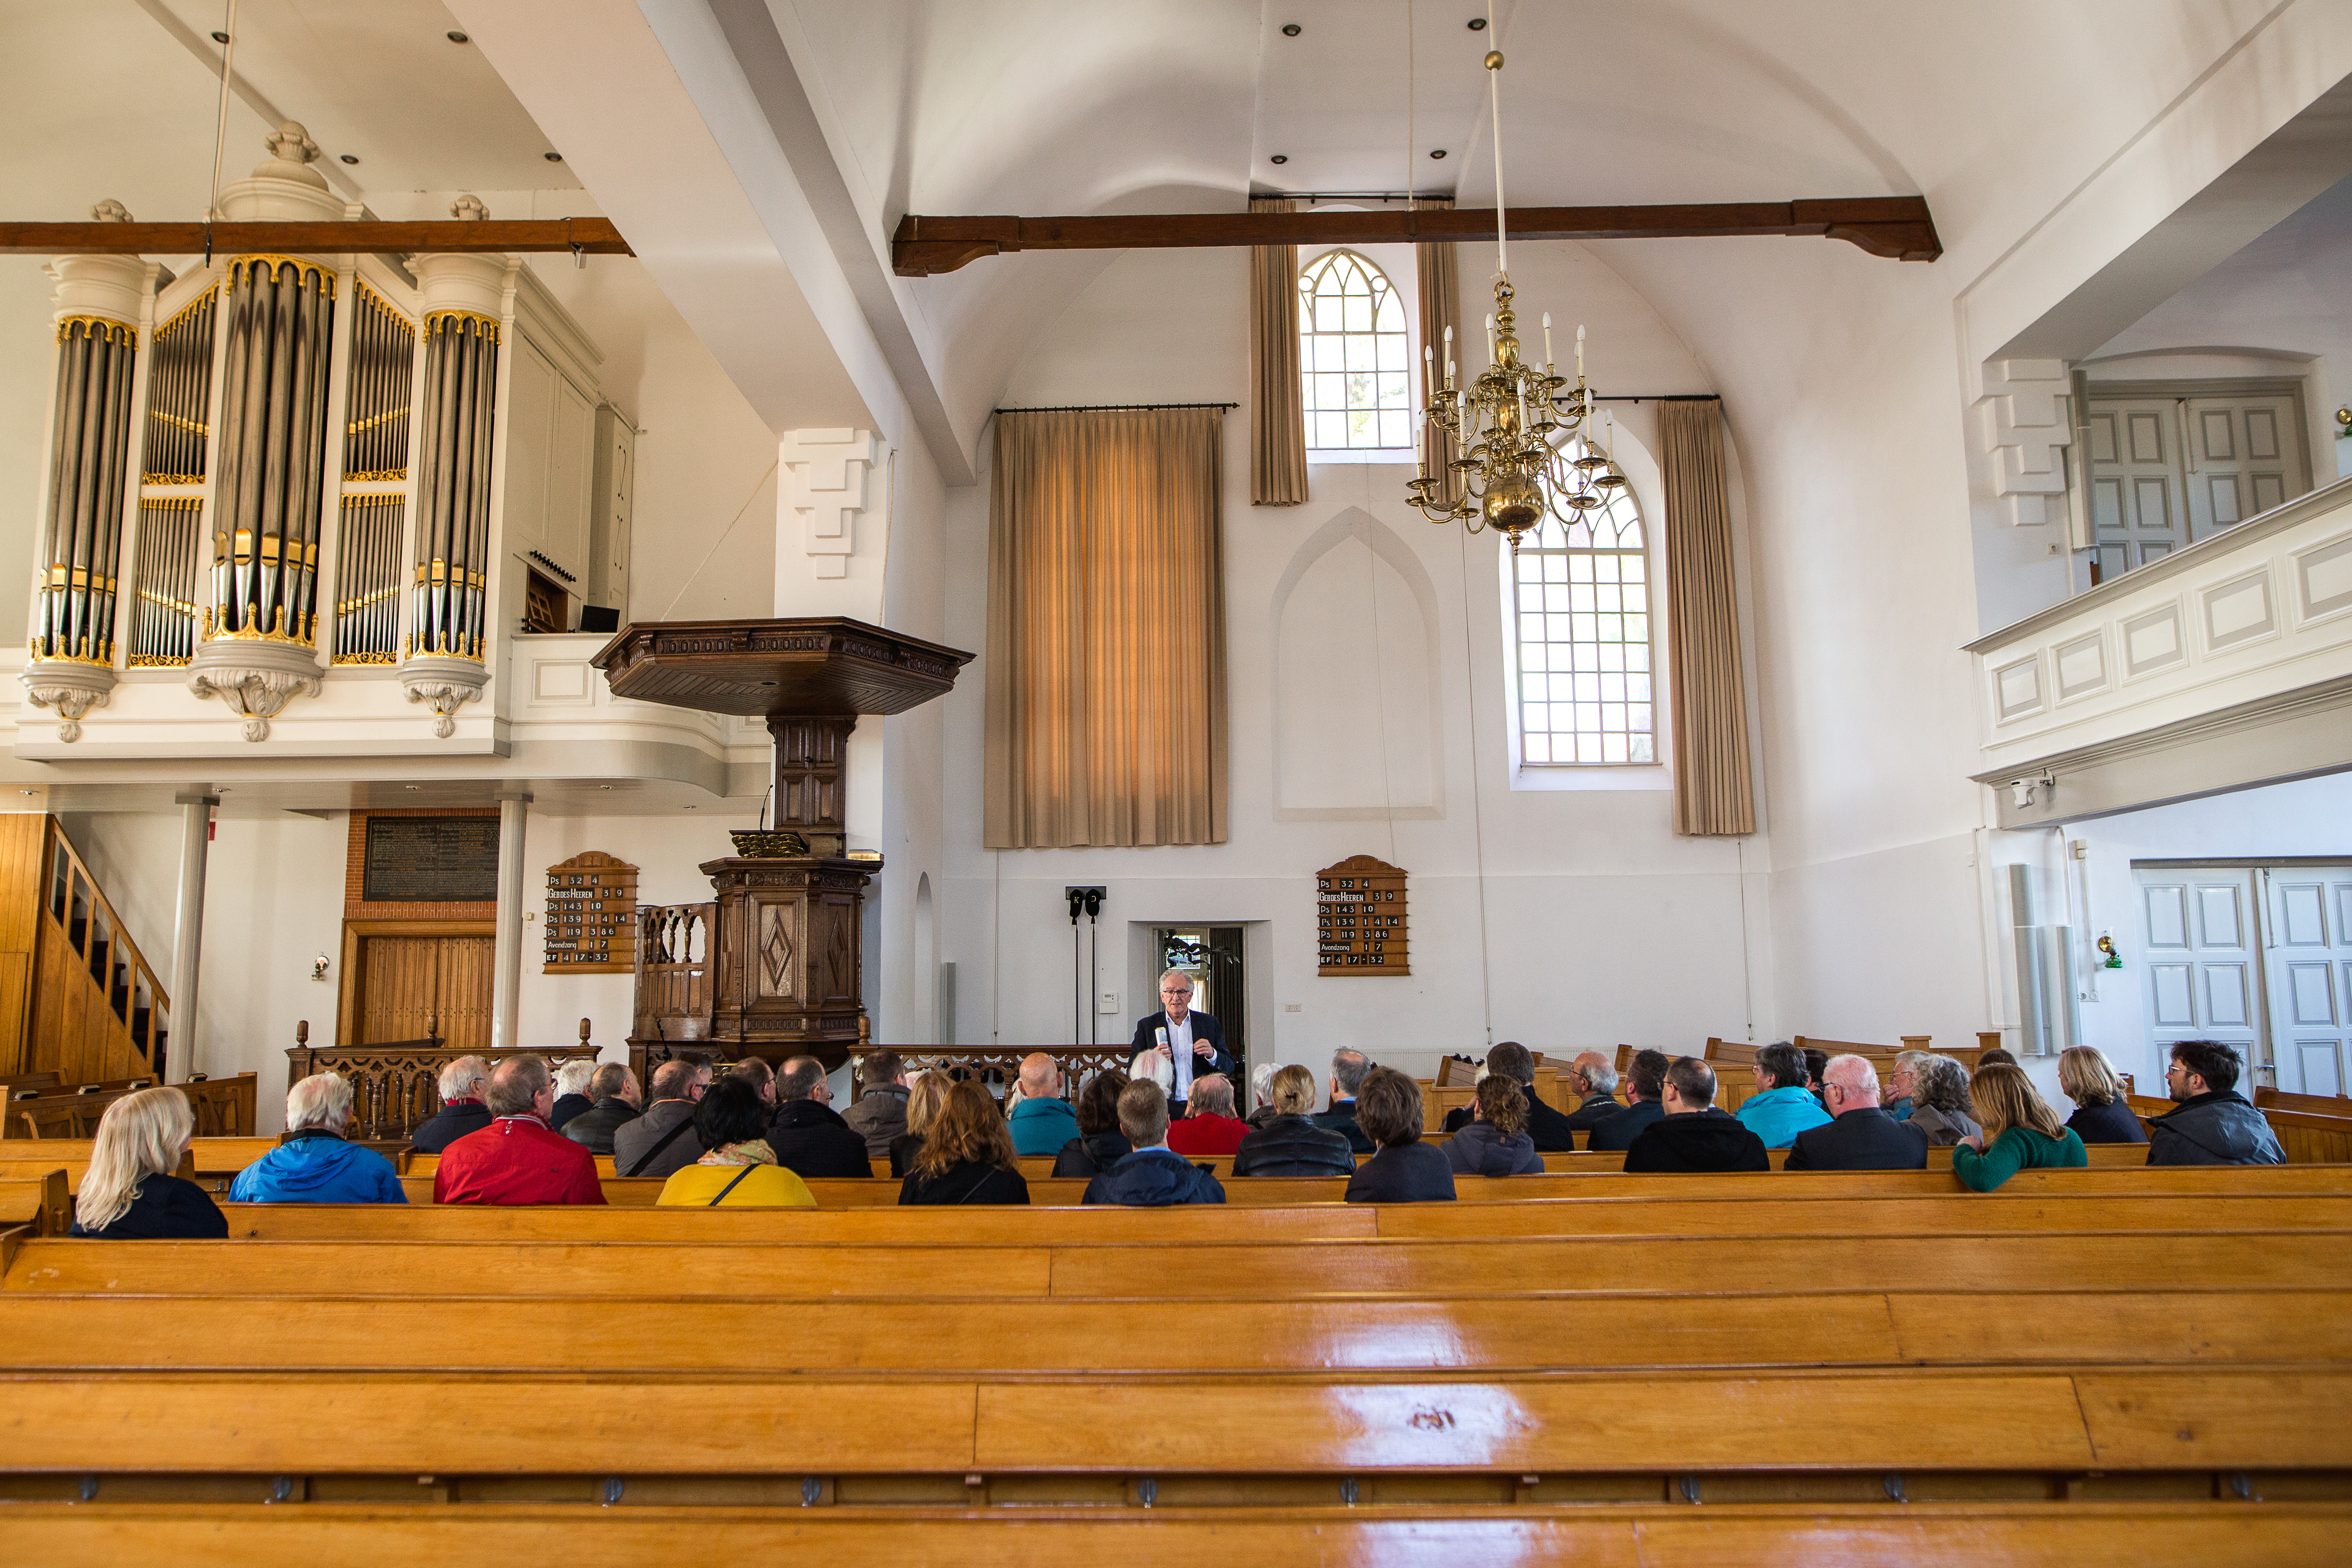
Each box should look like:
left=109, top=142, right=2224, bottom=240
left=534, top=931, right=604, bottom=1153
left=1098, top=990, right=1121, bottom=1015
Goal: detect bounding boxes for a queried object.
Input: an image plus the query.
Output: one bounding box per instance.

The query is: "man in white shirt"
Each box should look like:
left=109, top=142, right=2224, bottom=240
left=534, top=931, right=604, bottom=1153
left=1128, top=969, right=1235, bottom=1117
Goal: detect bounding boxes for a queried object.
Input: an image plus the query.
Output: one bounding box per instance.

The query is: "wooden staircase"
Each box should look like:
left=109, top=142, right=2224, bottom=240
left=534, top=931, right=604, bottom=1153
left=7, top=817, right=171, bottom=1086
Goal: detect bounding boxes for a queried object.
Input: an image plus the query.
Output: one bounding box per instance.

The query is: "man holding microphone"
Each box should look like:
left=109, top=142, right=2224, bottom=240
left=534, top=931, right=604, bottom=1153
left=1130, top=969, right=1236, bottom=1120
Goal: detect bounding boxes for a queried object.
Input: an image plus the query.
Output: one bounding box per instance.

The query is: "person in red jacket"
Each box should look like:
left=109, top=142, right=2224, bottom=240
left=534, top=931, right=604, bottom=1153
left=434, top=1054, right=607, bottom=1206
left=1165, top=1073, right=1249, bottom=1157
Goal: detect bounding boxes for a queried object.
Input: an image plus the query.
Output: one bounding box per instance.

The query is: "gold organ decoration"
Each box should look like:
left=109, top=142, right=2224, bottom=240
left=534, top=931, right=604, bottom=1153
left=543, top=853, right=640, bottom=974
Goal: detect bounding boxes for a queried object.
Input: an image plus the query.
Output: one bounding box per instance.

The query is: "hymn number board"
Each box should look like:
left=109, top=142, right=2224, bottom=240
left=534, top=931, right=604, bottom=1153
left=542, top=853, right=639, bottom=974
left=1316, top=855, right=1409, bottom=976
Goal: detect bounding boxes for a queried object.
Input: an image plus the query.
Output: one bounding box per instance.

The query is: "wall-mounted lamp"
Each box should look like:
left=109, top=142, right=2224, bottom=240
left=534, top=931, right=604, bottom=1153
left=2008, top=776, right=2054, bottom=810
left=2096, top=933, right=2123, bottom=969
left=2336, top=407, right=2350, bottom=439
left=310, top=955, right=330, bottom=982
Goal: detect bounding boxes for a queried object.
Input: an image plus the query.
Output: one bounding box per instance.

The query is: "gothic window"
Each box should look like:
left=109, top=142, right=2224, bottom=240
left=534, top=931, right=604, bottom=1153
left=1298, top=250, right=1411, bottom=451
left=1510, top=453, right=1656, bottom=763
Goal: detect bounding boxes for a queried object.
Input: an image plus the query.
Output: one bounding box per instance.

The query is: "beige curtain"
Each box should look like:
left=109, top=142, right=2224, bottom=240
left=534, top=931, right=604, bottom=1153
left=984, top=408, right=1228, bottom=848
left=1414, top=199, right=1464, bottom=511
left=1660, top=401, right=1756, bottom=836
left=1249, top=196, right=1308, bottom=506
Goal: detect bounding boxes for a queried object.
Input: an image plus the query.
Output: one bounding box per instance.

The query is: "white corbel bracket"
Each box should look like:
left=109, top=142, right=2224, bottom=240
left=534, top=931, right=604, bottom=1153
left=781, top=429, right=885, bottom=580
left=1976, top=358, right=2074, bottom=528
left=21, top=662, right=115, bottom=744
left=400, top=654, right=490, bottom=739
left=186, top=640, right=322, bottom=743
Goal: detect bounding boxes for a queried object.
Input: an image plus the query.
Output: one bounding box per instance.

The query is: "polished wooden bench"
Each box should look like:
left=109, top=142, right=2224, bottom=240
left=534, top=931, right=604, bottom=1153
left=0, top=1171, right=69, bottom=1238
left=0, top=1148, right=195, bottom=1196
left=20, top=1221, right=2345, bottom=1299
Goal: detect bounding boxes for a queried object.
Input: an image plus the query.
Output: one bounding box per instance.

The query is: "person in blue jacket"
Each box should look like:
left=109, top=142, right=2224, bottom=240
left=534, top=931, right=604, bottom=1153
left=1733, top=1042, right=1832, bottom=1150
left=1083, top=1081, right=1225, bottom=1207
left=230, top=1073, right=407, bottom=1204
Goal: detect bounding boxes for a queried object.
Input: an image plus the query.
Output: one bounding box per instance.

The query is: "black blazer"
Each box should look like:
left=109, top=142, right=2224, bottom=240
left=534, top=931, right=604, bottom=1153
left=1624, top=1110, right=1770, bottom=1173
left=2065, top=1098, right=2149, bottom=1145
left=1129, top=1010, right=1236, bottom=1087
left=1521, top=1085, right=1582, bottom=1153
left=1312, top=1101, right=1376, bottom=1154
left=1344, top=1141, right=1457, bottom=1203
left=71, top=1174, right=228, bottom=1239
left=1586, top=1098, right=1663, bottom=1152
left=899, top=1161, right=1030, bottom=1205
left=1784, top=1107, right=1930, bottom=1171
left=768, top=1100, right=874, bottom=1178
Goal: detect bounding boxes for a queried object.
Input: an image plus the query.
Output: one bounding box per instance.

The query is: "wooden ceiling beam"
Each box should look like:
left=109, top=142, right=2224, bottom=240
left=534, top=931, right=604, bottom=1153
left=893, top=197, right=1940, bottom=276
left=0, top=218, right=634, bottom=258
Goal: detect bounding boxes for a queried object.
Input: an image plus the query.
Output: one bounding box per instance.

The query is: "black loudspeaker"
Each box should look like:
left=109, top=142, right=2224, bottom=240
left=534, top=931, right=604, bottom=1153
left=578, top=606, right=621, bottom=633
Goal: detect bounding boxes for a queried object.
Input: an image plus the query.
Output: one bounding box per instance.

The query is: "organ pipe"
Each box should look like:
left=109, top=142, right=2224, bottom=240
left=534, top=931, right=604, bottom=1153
left=35, top=315, right=137, bottom=665
left=408, top=309, right=497, bottom=661
left=208, top=254, right=335, bottom=648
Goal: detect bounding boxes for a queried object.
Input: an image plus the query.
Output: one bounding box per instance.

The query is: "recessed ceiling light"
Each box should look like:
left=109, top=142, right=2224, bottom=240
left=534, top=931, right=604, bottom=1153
left=683, top=805, right=697, bottom=811
left=544, top=152, right=563, bottom=162
left=446, top=29, right=470, bottom=44
left=1271, top=154, right=1289, bottom=165
left=339, top=154, right=360, bottom=165
left=404, top=785, right=420, bottom=791
left=211, top=30, right=230, bottom=43
left=1467, top=17, right=1487, bottom=29
left=1281, top=22, right=1302, bottom=36
left=599, top=785, right=613, bottom=790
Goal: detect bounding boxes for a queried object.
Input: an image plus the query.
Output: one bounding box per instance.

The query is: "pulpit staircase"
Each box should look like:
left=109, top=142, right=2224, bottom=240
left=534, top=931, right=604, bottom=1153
left=2, top=816, right=171, bottom=1089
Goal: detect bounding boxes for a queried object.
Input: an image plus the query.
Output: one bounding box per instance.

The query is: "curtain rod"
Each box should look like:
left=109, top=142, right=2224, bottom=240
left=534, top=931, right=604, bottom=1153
left=994, top=402, right=1238, bottom=414
left=1260, top=191, right=1457, bottom=204
left=1589, top=393, right=1721, bottom=403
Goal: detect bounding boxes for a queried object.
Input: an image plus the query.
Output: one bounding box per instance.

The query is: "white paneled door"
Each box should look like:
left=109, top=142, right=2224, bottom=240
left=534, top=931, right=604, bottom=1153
left=2137, top=868, right=2263, bottom=1088
left=2266, top=867, right=2352, bottom=1096
left=2086, top=385, right=2312, bottom=585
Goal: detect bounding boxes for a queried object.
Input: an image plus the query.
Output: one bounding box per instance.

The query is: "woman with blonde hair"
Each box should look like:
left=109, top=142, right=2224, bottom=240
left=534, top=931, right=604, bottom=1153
left=1953, top=1062, right=2088, bottom=1191
left=1232, top=1063, right=1355, bottom=1177
left=1444, top=1073, right=1544, bottom=1176
left=887, top=1070, right=953, bottom=1178
left=900, top=1079, right=1030, bottom=1204
left=72, top=1087, right=227, bottom=1238
left=2057, top=1046, right=2148, bottom=1145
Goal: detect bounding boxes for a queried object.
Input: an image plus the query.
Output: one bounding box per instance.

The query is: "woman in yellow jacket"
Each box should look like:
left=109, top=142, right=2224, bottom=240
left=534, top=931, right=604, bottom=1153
left=657, top=1074, right=816, bottom=1206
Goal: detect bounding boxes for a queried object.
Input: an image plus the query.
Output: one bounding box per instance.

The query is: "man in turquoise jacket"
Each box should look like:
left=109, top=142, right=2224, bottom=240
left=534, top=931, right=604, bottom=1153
left=1005, top=1053, right=1081, bottom=1156
left=1734, top=1042, right=1833, bottom=1150
left=230, top=1073, right=407, bottom=1204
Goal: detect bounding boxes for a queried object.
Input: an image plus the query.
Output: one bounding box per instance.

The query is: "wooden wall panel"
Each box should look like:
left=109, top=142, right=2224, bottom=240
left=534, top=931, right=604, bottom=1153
left=0, top=817, right=45, bottom=1074
left=344, top=924, right=494, bottom=1054
left=437, top=938, right=495, bottom=1054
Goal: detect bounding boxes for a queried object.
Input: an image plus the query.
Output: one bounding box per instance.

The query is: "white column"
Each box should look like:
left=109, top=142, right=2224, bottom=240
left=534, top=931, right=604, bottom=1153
left=491, top=789, right=532, bottom=1051
left=168, top=791, right=216, bottom=1081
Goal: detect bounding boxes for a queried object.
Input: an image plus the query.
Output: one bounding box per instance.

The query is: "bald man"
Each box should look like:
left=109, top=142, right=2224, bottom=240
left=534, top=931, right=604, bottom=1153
left=1784, top=1054, right=1929, bottom=1171
left=1006, top=1052, right=1081, bottom=1156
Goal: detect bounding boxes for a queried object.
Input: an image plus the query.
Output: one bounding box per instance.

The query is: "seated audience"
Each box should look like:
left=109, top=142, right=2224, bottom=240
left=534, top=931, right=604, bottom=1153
left=1345, top=1067, right=1455, bottom=1202
left=71, top=1087, right=228, bottom=1238
left=2057, top=1045, right=2148, bottom=1146
left=410, top=1055, right=493, bottom=1153
left=1803, top=1047, right=1830, bottom=1108
left=1880, top=1052, right=1927, bottom=1122
left=559, top=1063, right=643, bottom=1154
left=230, top=1073, right=407, bottom=1204
left=842, top=1049, right=909, bottom=1158
left=1083, top=1081, right=1226, bottom=1206
left=1784, top=1055, right=1928, bottom=1171
left=1953, top=1062, right=2087, bottom=1190
left=1625, top=1058, right=1770, bottom=1173
left=768, top=1056, right=875, bottom=1178
left=1444, top=1074, right=1543, bottom=1177
left=1587, top=1049, right=1669, bottom=1152
left=434, top=1056, right=606, bottom=1206
left=612, top=1054, right=714, bottom=1180
left=1559, top=1053, right=1628, bottom=1137
left=1976, top=1048, right=2019, bottom=1069
left=2147, top=1039, right=2285, bottom=1166
left=549, top=1059, right=596, bottom=1131
left=729, top=1056, right=777, bottom=1107
left=889, top=1071, right=951, bottom=1178
left=1166, top=1073, right=1250, bottom=1156
left=1312, top=1048, right=1377, bottom=1153
left=656, top=1076, right=814, bottom=1207
left=1246, top=1062, right=1281, bottom=1128
left=1232, top=1064, right=1356, bottom=1177
left=1440, top=1041, right=1578, bottom=1151
left=1905, top=1054, right=1982, bottom=1146
left=1734, top=1042, right=1832, bottom=1149
left=901, top=1079, right=1033, bottom=1205
left=1052, top=1071, right=1134, bottom=1176
left=1006, top=1053, right=1080, bottom=1156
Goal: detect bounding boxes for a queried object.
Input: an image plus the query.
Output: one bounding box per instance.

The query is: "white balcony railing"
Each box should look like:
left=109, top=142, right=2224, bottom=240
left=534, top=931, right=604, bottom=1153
left=1968, top=473, right=2352, bottom=824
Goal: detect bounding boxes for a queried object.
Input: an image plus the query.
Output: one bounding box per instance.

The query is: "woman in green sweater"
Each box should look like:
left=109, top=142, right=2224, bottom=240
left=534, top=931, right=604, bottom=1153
left=1952, top=1063, right=2087, bottom=1191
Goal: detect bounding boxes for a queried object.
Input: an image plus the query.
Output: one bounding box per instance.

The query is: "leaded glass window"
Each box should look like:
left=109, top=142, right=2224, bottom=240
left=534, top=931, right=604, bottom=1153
left=1298, top=250, right=1411, bottom=451
left=1511, top=454, right=1656, bottom=763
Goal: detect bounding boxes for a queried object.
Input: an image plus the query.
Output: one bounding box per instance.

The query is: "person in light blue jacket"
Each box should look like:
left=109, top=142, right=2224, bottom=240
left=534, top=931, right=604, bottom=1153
left=1733, top=1042, right=1833, bottom=1150
left=230, top=1073, right=407, bottom=1204
left=1005, top=1054, right=1082, bottom=1156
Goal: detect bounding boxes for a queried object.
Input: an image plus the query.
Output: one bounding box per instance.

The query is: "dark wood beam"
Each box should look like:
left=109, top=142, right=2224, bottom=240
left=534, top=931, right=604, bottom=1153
left=0, top=218, right=634, bottom=258
left=893, top=197, right=1939, bottom=276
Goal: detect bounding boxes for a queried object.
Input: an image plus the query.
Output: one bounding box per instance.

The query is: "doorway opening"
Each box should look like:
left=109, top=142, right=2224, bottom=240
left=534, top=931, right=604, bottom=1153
left=2082, top=378, right=2314, bottom=585
left=2134, top=861, right=2352, bottom=1094
left=1152, top=925, right=1247, bottom=1079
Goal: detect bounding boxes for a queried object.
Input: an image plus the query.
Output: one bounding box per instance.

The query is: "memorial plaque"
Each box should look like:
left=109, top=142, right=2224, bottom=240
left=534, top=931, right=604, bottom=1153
left=361, top=816, right=500, bottom=903
left=1316, top=855, right=1409, bottom=976
left=543, top=852, right=640, bottom=974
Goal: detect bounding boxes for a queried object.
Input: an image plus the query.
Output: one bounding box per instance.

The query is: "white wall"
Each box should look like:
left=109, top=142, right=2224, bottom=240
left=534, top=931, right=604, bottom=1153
left=934, top=242, right=1778, bottom=1088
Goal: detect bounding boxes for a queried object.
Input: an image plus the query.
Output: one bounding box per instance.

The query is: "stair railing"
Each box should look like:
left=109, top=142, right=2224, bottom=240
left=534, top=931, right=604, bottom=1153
left=41, top=817, right=170, bottom=1079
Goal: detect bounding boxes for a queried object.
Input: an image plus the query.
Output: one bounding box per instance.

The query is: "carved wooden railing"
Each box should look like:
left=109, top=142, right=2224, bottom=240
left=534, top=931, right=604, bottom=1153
left=845, top=1045, right=1140, bottom=1104
left=35, top=817, right=170, bottom=1083
left=7, top=1071, right=254, bottom=1139
left=286, top=1018, right=600, bottom=1142
left=633, top=902, right=715, bottom=1043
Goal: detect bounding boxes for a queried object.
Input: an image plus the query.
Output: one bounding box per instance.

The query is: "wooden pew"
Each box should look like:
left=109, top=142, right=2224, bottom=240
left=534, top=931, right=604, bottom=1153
left=0, top=1171, right=69, bottom=1237
left=0, top=1148, right=195, bottom=1196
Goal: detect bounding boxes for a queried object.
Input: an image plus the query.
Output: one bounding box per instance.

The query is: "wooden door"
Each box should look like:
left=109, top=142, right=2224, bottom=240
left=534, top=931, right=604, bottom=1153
left=349, top=928, right=494, bottom=1053
left=2266, top=867, right=2352, bottom=1096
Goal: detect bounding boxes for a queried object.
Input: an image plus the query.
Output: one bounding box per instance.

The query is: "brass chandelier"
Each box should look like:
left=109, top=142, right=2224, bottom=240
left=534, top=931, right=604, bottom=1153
left=1407, top=44, right=1622, bottom=548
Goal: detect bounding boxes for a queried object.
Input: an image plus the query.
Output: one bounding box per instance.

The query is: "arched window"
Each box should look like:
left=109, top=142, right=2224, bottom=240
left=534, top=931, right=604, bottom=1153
left=1298, top=250, right=1411, bottom=451
left=1510, top=448, right=1656, bottom=763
